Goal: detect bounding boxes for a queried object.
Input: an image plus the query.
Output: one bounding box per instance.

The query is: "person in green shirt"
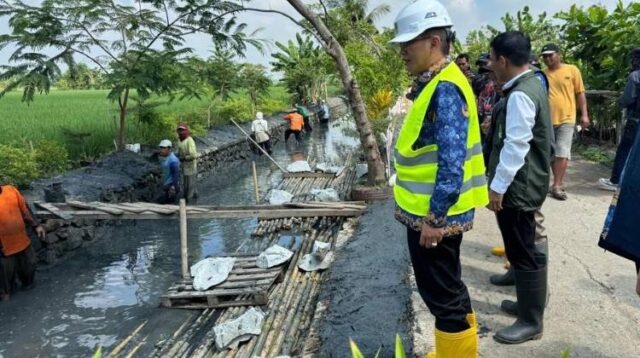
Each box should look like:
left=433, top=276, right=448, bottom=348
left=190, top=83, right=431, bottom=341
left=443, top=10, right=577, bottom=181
left=176, top=123, right=198, bottom=202
left=295, top=103, right=312, bottom=132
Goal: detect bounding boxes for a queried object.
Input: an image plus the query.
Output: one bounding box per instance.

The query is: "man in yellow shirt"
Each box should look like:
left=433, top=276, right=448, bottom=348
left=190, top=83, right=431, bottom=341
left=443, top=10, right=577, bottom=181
left=542, top=43, right=590, bottom=200
left=176, top=123, right=198, bottom=203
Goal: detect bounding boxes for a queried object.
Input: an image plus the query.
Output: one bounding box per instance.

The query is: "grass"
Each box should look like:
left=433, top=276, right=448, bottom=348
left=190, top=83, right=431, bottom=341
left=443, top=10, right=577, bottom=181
left=0, top=86, right=292, bottom=161
left=574, top=142, right=615, bottom=168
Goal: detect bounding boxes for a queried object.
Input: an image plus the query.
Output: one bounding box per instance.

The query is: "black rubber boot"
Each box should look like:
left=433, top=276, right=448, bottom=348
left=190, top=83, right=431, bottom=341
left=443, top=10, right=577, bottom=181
left=490, top=267, right=515, bottom=286
left=499, top=242, right=549, bottom=316
left=494, top=265, right=547, bottom=344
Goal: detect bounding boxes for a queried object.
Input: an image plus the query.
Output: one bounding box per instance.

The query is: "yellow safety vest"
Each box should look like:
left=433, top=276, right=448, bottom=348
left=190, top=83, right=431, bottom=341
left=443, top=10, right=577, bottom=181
left=394, top=63, right=489, bottom=217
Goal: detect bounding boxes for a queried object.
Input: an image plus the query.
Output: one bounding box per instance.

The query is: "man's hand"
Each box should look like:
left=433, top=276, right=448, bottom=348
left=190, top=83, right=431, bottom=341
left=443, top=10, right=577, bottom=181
left=480, top=117, right=491, bottom=135
left=420, top=223, right=444, bottom=249
left=487, top=190, right=504, bottom=212
left=581, top=115, right=590, bottom=129
left=35, top=224, right=46, bottom=239
left=168, top=186, right=177, bottom=197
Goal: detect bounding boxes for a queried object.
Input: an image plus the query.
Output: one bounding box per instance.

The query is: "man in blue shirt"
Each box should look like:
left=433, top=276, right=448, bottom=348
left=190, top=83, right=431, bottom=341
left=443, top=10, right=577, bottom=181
left=156, top=139, right=180, bottom=204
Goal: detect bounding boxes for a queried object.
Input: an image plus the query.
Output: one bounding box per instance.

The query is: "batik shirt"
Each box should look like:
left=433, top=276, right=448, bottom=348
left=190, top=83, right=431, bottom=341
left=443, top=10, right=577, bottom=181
left=395, top=62, right=475, bottom=236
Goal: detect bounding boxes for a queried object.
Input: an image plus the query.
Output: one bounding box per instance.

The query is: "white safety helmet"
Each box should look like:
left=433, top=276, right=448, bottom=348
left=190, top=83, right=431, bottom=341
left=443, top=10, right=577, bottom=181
left=389, top=0, right=453, bottom=44
left=158, top=139, right=172, bottom=148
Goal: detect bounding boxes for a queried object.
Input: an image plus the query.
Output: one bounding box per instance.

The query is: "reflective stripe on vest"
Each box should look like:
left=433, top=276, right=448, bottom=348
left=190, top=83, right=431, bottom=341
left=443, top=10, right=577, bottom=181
left=393, top=62, right=489, bottom=217
left=396, top=173, right=487, bottom=195
left=394, top=142, right=483, bottom=167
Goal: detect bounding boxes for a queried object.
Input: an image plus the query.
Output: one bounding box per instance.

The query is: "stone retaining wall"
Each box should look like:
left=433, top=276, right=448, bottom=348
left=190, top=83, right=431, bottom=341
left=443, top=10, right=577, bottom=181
left=30, top=116, right=291, bottom=266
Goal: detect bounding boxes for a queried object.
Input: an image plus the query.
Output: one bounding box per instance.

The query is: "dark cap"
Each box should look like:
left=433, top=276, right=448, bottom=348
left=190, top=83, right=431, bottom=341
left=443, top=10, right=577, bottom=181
left=540, top=43, right=560, bottom=55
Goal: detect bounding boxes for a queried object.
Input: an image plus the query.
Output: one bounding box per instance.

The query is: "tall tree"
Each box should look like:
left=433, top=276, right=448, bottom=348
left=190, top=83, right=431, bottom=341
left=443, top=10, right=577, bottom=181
left=270, top=34, right=330, bottom=103
left=186, top=49, right=242, bottom=127
left=285, top=0, right=385, bottom=185
left=239, top=63, right=271, bottom=112
left=0, top=0, right=259, bottom=150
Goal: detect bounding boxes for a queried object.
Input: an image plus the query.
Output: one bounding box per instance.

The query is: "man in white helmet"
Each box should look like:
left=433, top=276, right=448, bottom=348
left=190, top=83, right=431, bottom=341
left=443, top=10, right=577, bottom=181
left=157, top=139, right=181, bottom=204
left=390, top=1, right=488, bottom=357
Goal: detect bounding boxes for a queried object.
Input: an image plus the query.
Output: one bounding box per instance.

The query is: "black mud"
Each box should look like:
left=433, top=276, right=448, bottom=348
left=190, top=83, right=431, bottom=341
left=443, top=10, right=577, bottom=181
left=317, top=199, right=413, bottom=357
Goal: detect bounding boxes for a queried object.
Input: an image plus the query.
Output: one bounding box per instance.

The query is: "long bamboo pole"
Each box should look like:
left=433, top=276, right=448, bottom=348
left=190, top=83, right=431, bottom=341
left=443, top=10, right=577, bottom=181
left=252, top=161, right=260, bottom=204
left=180, top=199, right=189, bottom=281
left=229, top=119, right=288, bottom=173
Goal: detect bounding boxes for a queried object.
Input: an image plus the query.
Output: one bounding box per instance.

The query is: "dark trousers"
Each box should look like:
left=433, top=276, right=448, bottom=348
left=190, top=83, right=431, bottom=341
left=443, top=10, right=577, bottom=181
left=0, top=245, right=37, bottom=294
left=407, top=228, right=472, bottom=332
left=285, top=129, right=302, bottom=143
left=303, top=116, right=312, bottom=132
left=156, top=188, right=179, bottom=204
left=611, top=119, right=639, bottom=184
left=258, top=140, right=272, bottom=155
left=496, top=207, right=540, bottom=271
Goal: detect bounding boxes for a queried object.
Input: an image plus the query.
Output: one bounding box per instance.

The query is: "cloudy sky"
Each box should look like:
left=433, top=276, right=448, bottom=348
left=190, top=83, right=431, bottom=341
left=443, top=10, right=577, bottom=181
left=0, top=0, right=631, bottom=72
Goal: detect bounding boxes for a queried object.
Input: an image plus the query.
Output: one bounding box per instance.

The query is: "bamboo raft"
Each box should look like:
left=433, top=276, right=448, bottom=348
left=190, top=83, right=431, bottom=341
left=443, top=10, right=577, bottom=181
left=106, top=157, right=362, bottom=357
left=160, top=256, right=285, bottom=310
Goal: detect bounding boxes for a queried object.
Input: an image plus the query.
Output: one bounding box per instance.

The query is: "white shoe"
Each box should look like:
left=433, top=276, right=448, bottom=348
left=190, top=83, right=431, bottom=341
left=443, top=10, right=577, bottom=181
left=598, top=178, right=617, bottom=191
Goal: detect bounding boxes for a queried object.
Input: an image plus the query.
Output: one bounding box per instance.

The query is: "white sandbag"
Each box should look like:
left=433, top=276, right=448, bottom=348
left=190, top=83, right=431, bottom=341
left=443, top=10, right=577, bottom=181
left=315, top=162, right=344, bottom=174
left=190, top=257, right=236, bottom=291
left=125, top=143, right=140, bottom=153
left=268, top=190, right=294, bottom=205
left=213, top=307, right=265, bottom=350
left=310, top=188, right=340, bottom=202
left=298, top=241, right=333, bottom=272
left=356, top=163, right=368, bottom=179
left=286, top=160, right=312, bottom=173
left=256, top=245, right=294, bottom=269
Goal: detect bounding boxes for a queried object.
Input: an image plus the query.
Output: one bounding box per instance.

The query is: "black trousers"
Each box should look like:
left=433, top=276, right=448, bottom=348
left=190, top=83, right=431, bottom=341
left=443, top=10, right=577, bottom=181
left=407, top=228, right=472, bottom=332
left=496, top=207, right=541, bottom=271
left=0, top=245, right=37, bottom=294
left=303, top=116, right=312, bottom=132
left=284, top=129, right=302, bottom=143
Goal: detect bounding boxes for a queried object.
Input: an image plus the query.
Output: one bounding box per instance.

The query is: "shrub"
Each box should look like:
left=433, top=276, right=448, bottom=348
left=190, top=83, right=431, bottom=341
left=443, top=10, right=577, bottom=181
left=215, top=97, right=253, bottom=124
left=34, top=140, right=70, bottom=177
left=0, top=144, right=39, bottom=188
left=258, top=98, right=289, bottom=117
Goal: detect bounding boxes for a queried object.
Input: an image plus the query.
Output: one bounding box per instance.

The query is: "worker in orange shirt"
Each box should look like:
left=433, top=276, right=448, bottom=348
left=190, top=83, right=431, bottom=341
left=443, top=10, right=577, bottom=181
left=0, top=185, right=46, bottom=302
left=283, top=109, right=305, bottom=145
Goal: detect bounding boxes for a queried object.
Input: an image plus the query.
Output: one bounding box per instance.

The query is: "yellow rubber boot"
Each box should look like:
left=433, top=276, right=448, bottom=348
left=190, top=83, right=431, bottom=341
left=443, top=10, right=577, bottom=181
left=491, top=246, right=506, bottom=257
left=425, top=326, right=478, bottom=358
left=466, top=311, right=477, bottom=330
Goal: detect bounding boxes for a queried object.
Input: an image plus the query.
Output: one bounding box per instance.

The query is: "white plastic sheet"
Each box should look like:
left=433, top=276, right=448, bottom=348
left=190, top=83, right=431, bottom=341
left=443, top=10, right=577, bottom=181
left=315, top=162, right=345, bottom=175
left=286, top=160, right=312, bottom=173
left=256, top=245, right=294, bottom=269
left=268, top=189, right=294, bottom=205
left=310, top=188, right=340, bottom=202
left=213, top=307, right=265, bottom=350
left=298, top=241, right=333, bottom=272
left=190, top=257, right=236, bottom=291
left=355, top=163, right=368, bottom=179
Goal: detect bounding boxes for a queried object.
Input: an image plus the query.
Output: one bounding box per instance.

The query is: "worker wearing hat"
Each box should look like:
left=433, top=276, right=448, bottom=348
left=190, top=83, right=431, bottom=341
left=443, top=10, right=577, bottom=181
left=390, top=1, right=488, bottom=356
left=176, top=123, right=198, bottom=203
left=157, top=139, right=180, bottom=204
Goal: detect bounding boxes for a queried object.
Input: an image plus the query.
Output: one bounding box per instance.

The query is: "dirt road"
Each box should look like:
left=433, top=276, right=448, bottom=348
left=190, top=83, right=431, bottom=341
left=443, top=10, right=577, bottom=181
left=412, top=158, right=640, bottom=357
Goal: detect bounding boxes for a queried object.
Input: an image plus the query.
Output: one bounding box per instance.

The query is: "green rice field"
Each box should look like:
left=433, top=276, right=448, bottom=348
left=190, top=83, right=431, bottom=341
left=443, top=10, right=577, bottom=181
left=0, top=87, right=291, bottom=160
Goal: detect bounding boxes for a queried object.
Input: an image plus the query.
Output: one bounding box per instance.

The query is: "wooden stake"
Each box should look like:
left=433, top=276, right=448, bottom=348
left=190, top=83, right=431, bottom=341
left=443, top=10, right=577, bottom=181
left=180, top=199, right=189, bottom=281
left=252, top=161, right=260, bottom=204
left=229, top=118, right=288, bottom=173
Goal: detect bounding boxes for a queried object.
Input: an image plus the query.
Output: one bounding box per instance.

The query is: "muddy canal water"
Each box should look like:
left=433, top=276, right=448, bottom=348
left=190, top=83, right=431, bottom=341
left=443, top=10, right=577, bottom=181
left=0, top=118, right=360, bottom=357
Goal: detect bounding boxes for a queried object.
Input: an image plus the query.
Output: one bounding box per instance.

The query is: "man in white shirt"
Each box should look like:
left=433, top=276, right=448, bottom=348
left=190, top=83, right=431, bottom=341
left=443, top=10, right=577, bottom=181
left=251, top=111, right=272, bottom=154
left=486, top=31, right=553, bottom=345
